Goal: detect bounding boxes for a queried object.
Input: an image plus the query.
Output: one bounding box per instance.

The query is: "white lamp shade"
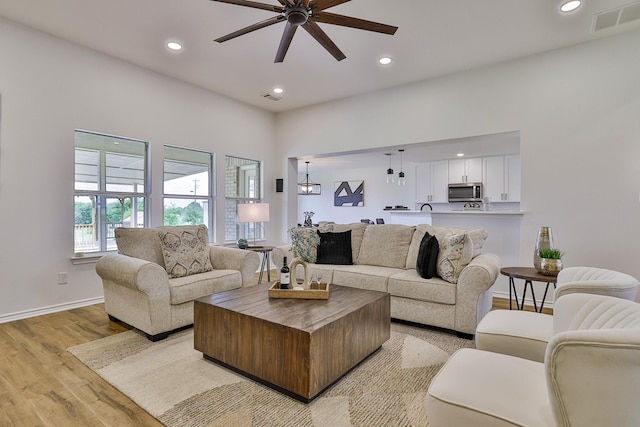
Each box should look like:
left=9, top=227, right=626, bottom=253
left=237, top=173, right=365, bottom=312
left=237, top=203, right=270, bottom=223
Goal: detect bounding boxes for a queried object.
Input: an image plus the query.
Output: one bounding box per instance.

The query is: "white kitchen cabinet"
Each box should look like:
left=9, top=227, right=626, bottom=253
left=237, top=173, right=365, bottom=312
left=448, top=158, right=483, bottom=183
left=482, top=155, right=521, bottom=202
left=415, top=160, right=449, bottom=202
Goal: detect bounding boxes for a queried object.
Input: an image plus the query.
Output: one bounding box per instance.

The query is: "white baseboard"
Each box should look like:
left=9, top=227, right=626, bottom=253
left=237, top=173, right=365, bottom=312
left=0, top=296, right=105, bottom=324
left=492, top=290, right=554, bottom=309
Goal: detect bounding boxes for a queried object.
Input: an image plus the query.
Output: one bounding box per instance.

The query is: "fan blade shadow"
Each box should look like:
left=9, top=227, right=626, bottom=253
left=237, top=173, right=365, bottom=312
left=215, top=15, right=286, bottom=43
left=302, top=20, right=346, bottom=61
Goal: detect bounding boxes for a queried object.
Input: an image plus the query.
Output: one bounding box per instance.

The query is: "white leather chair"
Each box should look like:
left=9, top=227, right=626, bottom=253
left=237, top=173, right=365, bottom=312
left=426, top=293, right=640, bottom=427
left=475, top=266, right=639, bottom=362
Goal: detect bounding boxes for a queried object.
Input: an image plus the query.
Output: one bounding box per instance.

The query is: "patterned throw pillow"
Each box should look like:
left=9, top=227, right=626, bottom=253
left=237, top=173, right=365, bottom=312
left=416, top=232, right=439, bottom=279
left=158, top=225, right=213, bottom=278
left=289, top=227, right=320, bottom=263
left=316, top=230, right=353, bottom=265
left=436, top=232, right=473, bottom=284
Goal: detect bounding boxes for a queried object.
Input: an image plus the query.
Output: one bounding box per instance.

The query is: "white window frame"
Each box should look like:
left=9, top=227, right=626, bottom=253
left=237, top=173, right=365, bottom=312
left=162, top=146, right=215, bottom=240
left=74, top=129, right=149, bottom=254
left=225, top=156, right=264, bottom=243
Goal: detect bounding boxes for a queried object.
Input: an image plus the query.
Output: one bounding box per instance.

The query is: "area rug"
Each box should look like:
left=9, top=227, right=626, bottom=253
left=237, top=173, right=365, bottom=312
left=68, top=322, right=473, bottom=426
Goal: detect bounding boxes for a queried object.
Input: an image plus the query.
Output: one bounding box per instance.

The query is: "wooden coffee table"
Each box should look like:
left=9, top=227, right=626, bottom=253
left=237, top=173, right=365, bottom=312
left=194, top=282, right=390, bottom=402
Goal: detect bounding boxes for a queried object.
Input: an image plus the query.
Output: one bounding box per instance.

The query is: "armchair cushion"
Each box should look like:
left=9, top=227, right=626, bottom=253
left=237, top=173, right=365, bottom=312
left=115, top=227, right=166, bottom=267
left=158, top=225, right=213, bottom=278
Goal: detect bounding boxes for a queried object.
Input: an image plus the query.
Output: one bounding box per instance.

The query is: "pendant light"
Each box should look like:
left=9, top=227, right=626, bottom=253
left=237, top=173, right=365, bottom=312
left=297, top=161, right=321, bottom=195
left=385, top=153, right=394, bottom=184
left=397, top=149, right=406, bottom=186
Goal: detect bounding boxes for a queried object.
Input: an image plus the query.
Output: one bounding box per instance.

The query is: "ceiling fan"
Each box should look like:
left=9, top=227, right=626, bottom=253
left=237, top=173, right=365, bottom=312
left=211, top=0, right=398, bottom=63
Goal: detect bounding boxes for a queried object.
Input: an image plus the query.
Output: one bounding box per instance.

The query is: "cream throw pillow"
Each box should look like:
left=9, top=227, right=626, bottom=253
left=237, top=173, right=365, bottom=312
left=436, top=232, right=474, bottom=284
left=158, top=225, right=213, bottom=278
left=356, top=224, right=415, bottom=268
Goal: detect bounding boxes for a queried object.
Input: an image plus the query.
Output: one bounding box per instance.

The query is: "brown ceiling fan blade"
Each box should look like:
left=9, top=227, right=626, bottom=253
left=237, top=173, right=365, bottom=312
left=215, top=16, right=286, bottom=43
left=302, top=21, right=346, bottom=61
left=310, top=0, right=351, bottom=12
left=275, top=22, right=298, bottom=63
left=312, top=11, right=398, bottom=35
left=210, top=0, right=284, bottom=13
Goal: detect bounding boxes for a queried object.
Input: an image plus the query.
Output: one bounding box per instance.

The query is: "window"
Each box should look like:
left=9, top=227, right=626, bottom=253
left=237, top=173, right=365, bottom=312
left=225, top=156, right=262, bottom=242
left=163, top=146, right=214, bottom=234
left=74, top=130, right=148, bottom=253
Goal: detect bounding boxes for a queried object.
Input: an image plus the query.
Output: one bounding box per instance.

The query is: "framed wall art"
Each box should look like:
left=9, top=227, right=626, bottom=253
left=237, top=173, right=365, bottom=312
left=334, top=181, right=364, bottom=207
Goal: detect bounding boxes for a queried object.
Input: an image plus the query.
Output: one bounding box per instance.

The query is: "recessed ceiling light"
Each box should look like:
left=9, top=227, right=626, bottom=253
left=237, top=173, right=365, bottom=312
left=273, top=87, right=284, bottom=94
left=456, top=153, right=464, bottom=157
left=378, top=57, right=392, bottom=65
left=167, top=41, right=183, bottom=51
left=560, top=0, right=581, bottom=12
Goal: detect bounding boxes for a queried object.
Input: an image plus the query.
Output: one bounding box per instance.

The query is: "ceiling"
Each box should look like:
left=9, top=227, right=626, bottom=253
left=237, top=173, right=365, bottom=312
left=1, top=0, right=639, bottom=113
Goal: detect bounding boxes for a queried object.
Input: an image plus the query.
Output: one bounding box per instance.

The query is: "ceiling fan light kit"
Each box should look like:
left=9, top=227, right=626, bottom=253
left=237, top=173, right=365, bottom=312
left=211, top=0, right=398, bottom=63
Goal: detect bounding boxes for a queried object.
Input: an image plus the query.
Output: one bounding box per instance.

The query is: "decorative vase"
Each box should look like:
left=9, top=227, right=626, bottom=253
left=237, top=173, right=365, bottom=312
left=533, top=226, right=554, bottom=273
left=539, top=258, right=563, bottom=276
left=303, top=211, right=314, bottom=227
left=237, top=238, right=248, bottom=249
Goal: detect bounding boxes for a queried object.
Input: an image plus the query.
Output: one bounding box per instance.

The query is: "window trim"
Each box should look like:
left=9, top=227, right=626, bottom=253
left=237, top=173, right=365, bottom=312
left=74, top=129, right=150, bottom=254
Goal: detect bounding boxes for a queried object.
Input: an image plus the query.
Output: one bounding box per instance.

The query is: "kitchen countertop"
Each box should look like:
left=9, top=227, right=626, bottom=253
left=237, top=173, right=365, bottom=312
left=430, top=210, right=524, bottom=215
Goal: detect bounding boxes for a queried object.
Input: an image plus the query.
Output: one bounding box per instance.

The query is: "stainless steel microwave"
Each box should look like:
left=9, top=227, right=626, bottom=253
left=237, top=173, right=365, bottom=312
left=448, top=182, right=483, bottom=202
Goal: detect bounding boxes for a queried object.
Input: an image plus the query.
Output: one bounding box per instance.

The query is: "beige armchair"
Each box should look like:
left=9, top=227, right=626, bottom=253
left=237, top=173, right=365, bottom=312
left=475, top=266, right=639, bottom=362
left=426, top=293, right=640, bottom=426
left=96, top=226, right=260, bottom=341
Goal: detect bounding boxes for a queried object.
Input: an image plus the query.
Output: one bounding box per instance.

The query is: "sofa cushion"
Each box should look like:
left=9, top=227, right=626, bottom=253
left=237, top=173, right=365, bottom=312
left=158, top=225, right=213, bottom=278
left=318, top=222, right=368, bottom=261
left=388, top=270, right=456, bottom=304
left=289, top=227, right=320, bottom=263
left=332, top=265, right=403, bottom=293
left=416, top=232, right=439, bottom=279
left=316, top=230, right=353, bottom=265
left=356, top=224, right=415, bottom=268
left=115, top=227, right=166, bottom=267
left=169, top=269, right=241, bottom=305
left=436, top=232, right=474, bottom=284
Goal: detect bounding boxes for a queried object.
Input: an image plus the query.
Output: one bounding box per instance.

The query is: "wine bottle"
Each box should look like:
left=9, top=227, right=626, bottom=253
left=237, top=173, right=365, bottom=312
left=280, top=256, right=290, bottom=290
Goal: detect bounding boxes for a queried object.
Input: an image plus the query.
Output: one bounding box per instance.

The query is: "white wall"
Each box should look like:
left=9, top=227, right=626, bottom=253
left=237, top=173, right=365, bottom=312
left=276, top=28, right=640, bottom=300
left=0, top=18, right=279, bottom=320
left=296, top=162, right=417, bottom=226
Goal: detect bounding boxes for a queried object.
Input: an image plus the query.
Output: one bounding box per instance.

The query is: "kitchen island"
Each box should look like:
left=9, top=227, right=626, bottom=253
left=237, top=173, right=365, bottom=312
left=387, top=210, right=432, bottom=226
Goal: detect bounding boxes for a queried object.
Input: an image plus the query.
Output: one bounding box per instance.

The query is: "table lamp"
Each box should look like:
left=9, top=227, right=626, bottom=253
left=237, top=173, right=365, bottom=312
left=237, top=203, right=270, bottom=248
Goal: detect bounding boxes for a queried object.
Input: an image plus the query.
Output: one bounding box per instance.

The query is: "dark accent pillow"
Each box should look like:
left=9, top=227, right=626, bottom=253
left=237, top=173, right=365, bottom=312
left=416, top=232, right=439, bottom=279
left=316, top=230, right=353, bottom=265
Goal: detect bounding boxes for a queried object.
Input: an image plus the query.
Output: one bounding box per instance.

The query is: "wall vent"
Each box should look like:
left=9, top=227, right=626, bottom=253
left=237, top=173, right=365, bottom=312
left=261, top=93, right=282, bottom=101
left=593, top=1, right=640, bottom=32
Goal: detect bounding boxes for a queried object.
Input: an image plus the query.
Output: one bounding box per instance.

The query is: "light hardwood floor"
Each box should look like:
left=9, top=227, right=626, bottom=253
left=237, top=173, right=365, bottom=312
left=0, top=272, right=549, bottom=425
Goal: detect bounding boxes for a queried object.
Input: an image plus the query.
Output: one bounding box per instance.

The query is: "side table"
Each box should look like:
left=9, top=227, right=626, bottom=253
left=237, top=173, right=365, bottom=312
left=500, top=267, right=558, bottom=312
left=246, top=245, right=275, bottom=284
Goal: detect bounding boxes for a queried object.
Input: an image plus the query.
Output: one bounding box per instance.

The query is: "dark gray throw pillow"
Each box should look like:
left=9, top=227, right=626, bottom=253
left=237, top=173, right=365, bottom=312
left=416, top=232, right=439, bottom=279
left=316, top=230, right=353, bottom=265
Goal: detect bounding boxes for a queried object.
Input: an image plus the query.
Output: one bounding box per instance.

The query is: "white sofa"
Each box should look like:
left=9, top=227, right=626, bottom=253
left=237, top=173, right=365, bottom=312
left=96, top=225, right=260, bottom=341
left=426, top=293, right=640, bottom=426
left=272, top=222, right=500, bottom=337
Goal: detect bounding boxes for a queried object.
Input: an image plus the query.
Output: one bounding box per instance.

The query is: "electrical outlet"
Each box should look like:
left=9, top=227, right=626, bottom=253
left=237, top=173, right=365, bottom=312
left=58, top=272, right=67, bottom=285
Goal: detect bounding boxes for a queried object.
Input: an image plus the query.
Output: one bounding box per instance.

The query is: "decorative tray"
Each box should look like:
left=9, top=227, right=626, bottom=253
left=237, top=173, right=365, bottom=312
left=268, top=282, right=330, bottom=300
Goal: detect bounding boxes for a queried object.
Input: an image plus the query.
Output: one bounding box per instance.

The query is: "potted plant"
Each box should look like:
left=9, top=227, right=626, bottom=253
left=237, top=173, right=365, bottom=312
left=537, top=248, right=564, bottom=276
